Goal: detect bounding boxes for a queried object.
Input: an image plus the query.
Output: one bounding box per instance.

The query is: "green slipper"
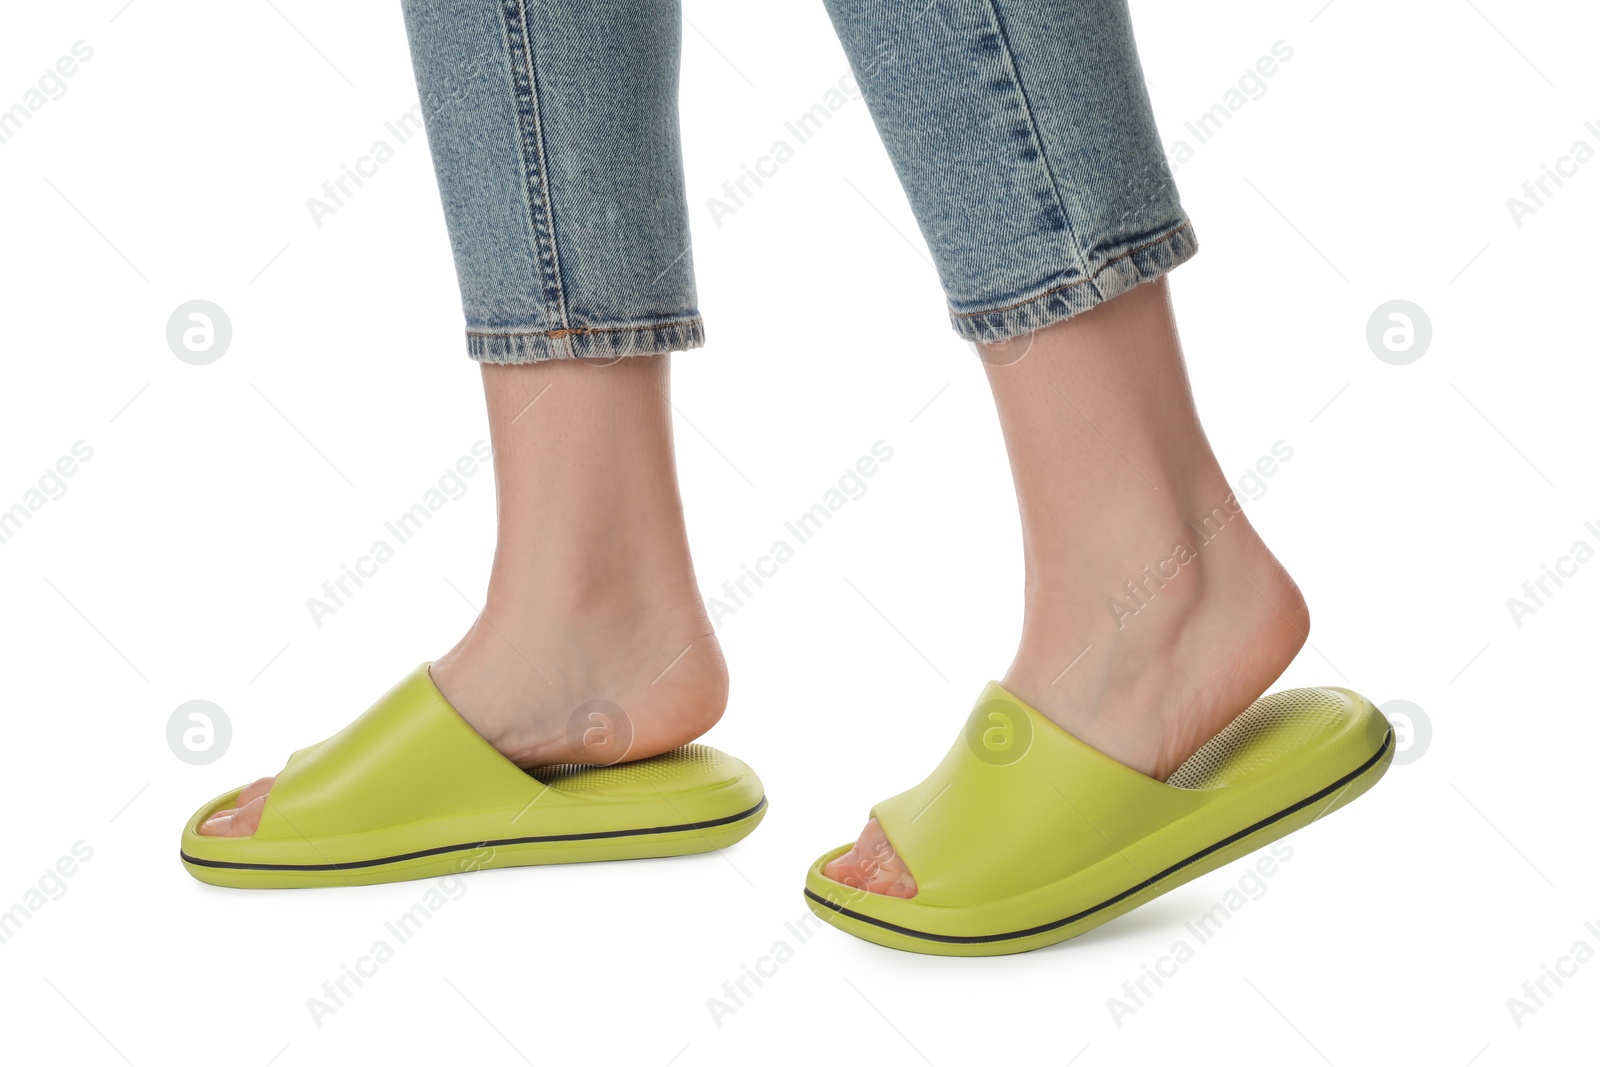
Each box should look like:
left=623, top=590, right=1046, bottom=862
left=181, top=664, right=765, bottom=888
left=804, top=682, right=1392, bottom=956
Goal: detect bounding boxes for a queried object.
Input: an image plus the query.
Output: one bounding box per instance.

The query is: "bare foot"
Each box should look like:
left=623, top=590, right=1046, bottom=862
left=201, top=355, right=726, bottom=837
left=823, top=529, right=1308, bottom=894
left=199, top=594, right=727, bottom=837
left=825, top=279, right=1312, bottom=897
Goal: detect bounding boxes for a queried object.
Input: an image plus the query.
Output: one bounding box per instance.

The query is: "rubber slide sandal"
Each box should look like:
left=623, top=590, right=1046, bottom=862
left=804, top=682, right=1392, bottom=956
left=181, top=664, right=766, bottom=888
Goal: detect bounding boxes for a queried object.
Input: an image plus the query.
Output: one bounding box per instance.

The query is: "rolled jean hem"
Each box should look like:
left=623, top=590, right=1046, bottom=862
left=466, top=317, right=706, bottom=363
left=949, top=220, right=1199, bottom=345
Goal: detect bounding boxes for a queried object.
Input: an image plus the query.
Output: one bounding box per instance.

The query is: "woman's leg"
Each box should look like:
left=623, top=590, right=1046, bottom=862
left=817, top=1, right=1307, bottom=894
left=821, top=0, right=1198, bottom=342
left=202, top=0, right=720, bottom=835
left=826, top=281, right=1308, bottom=894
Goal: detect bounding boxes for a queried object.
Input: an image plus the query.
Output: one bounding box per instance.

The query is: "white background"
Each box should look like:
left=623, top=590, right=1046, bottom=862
left=2, top=1, right=1596, bottom=1063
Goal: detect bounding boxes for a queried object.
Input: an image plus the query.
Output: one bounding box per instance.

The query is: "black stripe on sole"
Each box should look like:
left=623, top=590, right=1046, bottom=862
left=806, top=731, right=1393, bottom=946
left=182, top=796, right=768, bottom=872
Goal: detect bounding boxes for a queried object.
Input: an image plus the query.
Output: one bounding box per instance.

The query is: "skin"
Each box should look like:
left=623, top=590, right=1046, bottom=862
left=199, top=356, right=727, bottom=835
left=823, top=278, right=1307, bottom=896
left=203, top=279, right=1310, bottom=907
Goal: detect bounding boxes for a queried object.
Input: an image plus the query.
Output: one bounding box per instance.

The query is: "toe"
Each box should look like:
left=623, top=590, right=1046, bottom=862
left=198, top=808, right=237, bottom=836
left=227, top=795, right=267, bottom=836
left=234, top=776, right=276, bottom=808
left=823, top=818, right=917, bottom=898
left=197, top=792, right=269, bottom=837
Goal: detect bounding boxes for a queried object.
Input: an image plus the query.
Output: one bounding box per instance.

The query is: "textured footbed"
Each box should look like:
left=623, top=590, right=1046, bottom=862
left=1164, top=687, right=1350, bottom=791
left=528, top=743, right=725, bottom=792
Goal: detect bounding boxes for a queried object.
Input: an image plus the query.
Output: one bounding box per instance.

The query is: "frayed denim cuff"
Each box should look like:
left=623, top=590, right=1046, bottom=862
left=950, top=221, right=1199, bottom=345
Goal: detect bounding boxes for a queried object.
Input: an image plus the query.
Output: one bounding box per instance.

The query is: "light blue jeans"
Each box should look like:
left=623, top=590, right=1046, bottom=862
left=401, top=0, right=1195, bottom=361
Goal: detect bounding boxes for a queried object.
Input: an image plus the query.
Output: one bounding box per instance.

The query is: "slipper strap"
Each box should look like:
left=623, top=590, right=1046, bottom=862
left=871, top=682, right=1206, bottom=908
left=252, top=663, right=543, bottom=841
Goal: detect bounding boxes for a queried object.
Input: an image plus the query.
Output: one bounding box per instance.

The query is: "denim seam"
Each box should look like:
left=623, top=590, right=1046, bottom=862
left=980, top=0, right=1087, bottom=278
left=467, top=317, right=703, bottom=340
left=467, top=318, right=704, bottom=363
left=951, top=218, right=1193, bottom=320
left=500, top=0, right=571, bottom=341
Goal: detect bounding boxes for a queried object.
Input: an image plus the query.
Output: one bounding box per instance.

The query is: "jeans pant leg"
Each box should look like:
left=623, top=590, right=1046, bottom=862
left=401, top=0, right=702, bottom=361
left=822, top=0, right=1197, bottom=343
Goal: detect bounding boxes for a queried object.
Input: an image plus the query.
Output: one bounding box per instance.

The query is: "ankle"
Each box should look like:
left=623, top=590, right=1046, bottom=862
left=1005, top=523, right=1310, bottom=776
left=433, top=590, right=727, bottom=768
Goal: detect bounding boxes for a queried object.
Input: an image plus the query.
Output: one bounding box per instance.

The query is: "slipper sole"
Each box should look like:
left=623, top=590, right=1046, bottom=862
left=804, top=684, right=1394, bottom=956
